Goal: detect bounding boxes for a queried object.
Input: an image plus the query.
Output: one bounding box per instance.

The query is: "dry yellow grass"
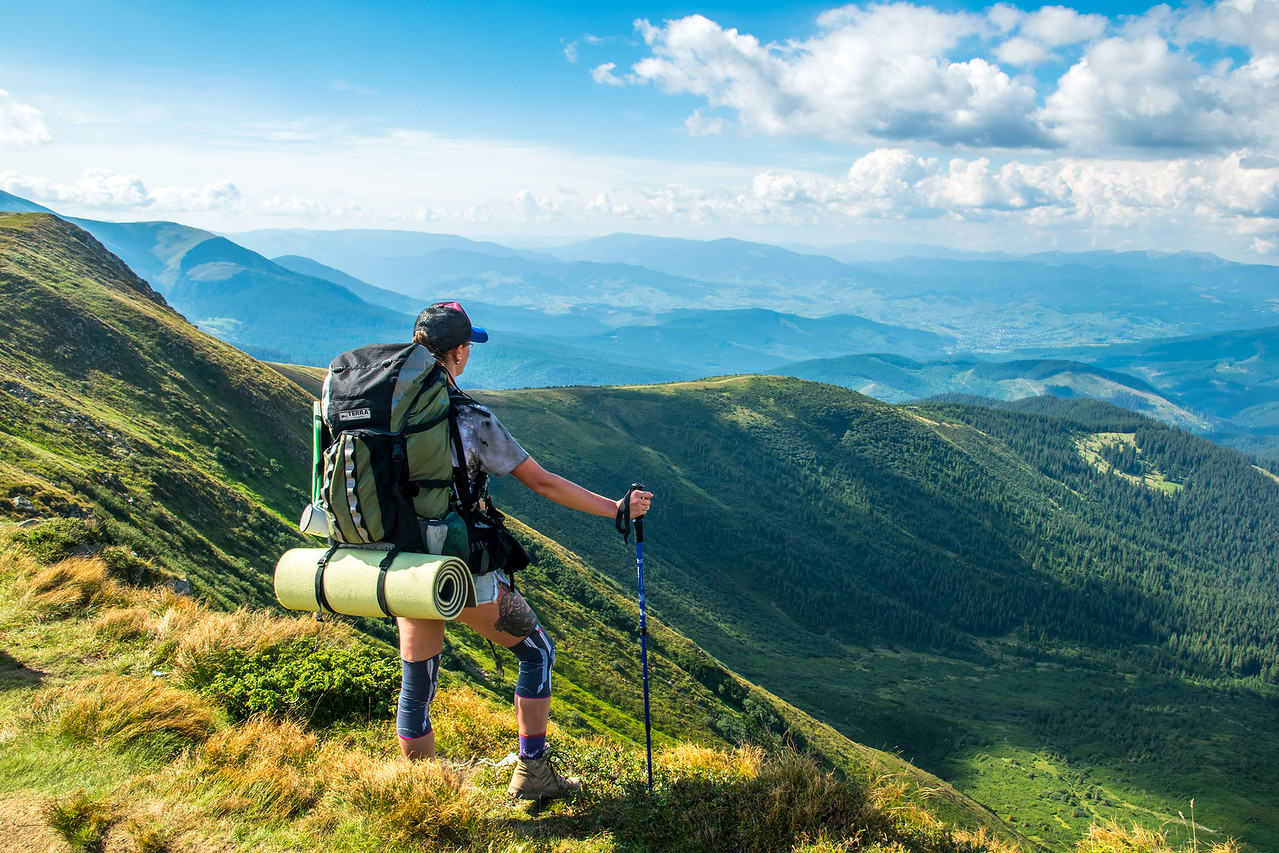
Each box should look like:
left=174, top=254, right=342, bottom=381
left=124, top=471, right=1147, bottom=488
left=41, top=673, right=215, bottom=756
left=193, top=717, right=323, bottom=819
left=167, top=606, right=335, bottom=683
left=431, top=684, right=520, bottom=761
left=1078, top=823, right=1240, bottom=853
left=17, top=555, right=132, bottom=617
left=654, top=742, right=763, bottom=780
left=318, top=748, right=483, bottom=848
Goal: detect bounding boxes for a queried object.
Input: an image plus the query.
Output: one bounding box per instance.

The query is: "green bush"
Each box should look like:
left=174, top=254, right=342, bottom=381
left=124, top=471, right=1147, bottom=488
left=9, top=518, right=99, bottom=563
left=193, top=640, right=399, bottom=727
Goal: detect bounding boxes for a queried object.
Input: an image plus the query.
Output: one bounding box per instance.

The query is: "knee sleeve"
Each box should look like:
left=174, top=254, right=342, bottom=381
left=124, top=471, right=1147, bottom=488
left=395, top=654, right=441, bottom=740
left=508, top=626, right=555, bottom=699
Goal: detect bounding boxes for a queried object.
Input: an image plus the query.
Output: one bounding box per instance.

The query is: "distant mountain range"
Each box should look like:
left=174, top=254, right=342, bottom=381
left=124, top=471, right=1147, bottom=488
left=3, top=189, right=1277, bottom=458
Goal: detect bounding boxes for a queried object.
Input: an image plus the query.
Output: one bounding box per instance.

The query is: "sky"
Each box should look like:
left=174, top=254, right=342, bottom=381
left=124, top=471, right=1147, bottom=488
left=2, top=0, right=1279, bottom=261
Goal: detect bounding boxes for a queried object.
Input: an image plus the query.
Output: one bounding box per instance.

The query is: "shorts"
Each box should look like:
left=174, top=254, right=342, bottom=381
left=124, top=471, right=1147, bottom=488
left=472, top=568, right=512, bottom=606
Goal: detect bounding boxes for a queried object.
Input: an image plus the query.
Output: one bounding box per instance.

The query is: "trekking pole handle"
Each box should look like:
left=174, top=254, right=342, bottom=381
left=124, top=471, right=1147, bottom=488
left=631, top=481, right=645, bottom=544
left=616, top=482, right=647, bottom=543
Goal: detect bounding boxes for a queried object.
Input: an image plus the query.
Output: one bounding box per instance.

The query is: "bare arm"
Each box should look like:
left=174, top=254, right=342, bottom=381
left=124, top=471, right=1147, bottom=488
left=511, top=456, right=652, bottom=518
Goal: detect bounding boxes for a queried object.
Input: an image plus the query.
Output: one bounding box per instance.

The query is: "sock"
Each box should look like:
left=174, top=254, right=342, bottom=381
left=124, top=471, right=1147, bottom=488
left=519, top=732, right=547, bottom=759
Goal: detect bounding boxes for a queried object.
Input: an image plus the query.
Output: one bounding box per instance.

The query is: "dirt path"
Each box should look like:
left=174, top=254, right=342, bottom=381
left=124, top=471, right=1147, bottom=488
left=0, top=793, right=66, bottom=853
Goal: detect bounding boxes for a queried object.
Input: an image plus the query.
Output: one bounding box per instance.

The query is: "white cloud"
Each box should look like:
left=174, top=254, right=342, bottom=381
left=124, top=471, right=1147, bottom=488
left=1021, top=6, right=1107, bottom=47
left=606, top=2, right=1279, bottom=154
left=567, top=147, right=1279, bottom=256
left=330, top=79, right=375, bottom=95
left=259, top=195, right=335, bottom=218
left=151, top=180, right=242, bottom=212
left=563, top=40, right=579, bottom=64
left=628, top=8, right=1048, bottom=148
left=0, top=168, right=243, bottom=214
left=591, top=62, right=624, bottom=86
left=685, top=109, right=724, bottom=136
left=514, top=189, right=557, bottom=221
left=0, top=89, right=52, bottom=147
left=1040, top=35, right=1251, bottom=151
left=1177, top=0, right=1279, bottom=53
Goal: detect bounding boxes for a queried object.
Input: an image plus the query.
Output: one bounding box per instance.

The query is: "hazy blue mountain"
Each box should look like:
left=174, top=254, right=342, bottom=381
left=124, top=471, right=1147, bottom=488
left=1060, top=326, right=1279, bottom=433
left=464, top=330, right=693, bottom=389
left=0, top=198, right=417, bottom=365
left=228, top=226, right=555, bottom=262
left=781, top=239, right=1018, bottom=263
left=549, top=232, right=859, bottom=288
left=227, top=227, right=557, bottom=278
left=0, top=189, right=58, bottom=215
left=270, top=254, right=419, bottom=314
left=554, top=308, right=956, bottom=376
left=771, top=354, right=1211, bottom=431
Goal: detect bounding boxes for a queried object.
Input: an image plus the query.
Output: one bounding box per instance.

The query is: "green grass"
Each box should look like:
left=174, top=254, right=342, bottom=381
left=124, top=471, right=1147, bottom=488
left=0, top=535, right=1036, bottom=853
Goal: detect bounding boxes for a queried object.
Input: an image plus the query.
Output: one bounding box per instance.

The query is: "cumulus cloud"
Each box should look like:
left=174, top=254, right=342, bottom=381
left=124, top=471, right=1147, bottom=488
left=604, top=1, right=1279, bottom=154
left=563, top=147, right=1278, bottom=256
left=628, top=7, right=1048, bottom=148
left=0, top=89, right=52, bottom=147
left=591, top=62, right=625, bottom=86
left=1040, top=35, right=1250, bottom=150
left=514, top=189, right=558, bottom=221
left=685, top=109, right=724, bottom=136
left=259, top=196, right=334, bottom=218
left=0, top=169, right=241, bottom=213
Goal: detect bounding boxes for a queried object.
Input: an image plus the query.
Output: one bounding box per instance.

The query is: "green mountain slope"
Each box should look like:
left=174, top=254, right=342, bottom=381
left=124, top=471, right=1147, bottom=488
left=0, top=213, right=1028, bottom=849
left=0, top=212, right=311, bottom=608
left=478, top=376, right=1279, bottom=852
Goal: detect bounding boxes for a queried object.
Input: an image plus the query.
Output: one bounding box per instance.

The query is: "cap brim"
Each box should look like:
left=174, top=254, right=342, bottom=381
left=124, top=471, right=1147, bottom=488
left=470, top=326, right=489, bottom=343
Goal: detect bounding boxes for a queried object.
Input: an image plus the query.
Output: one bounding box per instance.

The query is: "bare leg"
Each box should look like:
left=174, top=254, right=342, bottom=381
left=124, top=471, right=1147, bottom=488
left=456, top=583, right=550, bottom=738
left=396, top=617, right=445, bottom=760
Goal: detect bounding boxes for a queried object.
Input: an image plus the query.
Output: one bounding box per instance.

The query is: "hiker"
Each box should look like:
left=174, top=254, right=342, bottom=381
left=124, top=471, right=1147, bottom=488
left=396, top=301, right=654, bottom=800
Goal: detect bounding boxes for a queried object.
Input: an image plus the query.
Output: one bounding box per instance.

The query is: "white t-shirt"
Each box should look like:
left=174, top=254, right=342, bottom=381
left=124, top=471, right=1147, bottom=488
left=450, top=399, right=530, bottom=487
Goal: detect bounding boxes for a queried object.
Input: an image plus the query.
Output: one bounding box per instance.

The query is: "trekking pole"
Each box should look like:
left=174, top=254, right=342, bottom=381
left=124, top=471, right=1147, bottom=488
left=617, top=483, right=654, bottom=792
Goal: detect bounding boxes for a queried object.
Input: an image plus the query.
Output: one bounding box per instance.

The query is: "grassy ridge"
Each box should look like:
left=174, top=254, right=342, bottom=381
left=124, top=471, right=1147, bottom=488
left=477, top=377, right=1279, bottom=851
left=0, top=523, right=1050, bottom=853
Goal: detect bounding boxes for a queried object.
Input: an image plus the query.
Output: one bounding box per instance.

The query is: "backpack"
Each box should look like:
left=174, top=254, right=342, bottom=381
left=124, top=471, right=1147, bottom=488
left=318, top=342, right=454, bottom=553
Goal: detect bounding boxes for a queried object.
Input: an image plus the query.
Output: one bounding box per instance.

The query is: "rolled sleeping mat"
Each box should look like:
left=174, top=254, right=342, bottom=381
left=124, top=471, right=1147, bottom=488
left=275, top=548, right=476, bottom=620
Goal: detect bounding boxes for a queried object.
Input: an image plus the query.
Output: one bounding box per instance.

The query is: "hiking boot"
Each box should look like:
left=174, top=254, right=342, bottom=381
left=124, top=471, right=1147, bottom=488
left=507, top=752, right=582, bottom=800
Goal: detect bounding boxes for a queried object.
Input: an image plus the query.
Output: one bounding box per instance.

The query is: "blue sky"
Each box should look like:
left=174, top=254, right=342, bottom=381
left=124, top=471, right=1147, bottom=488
left=2, top=0, right=1278, bottom=261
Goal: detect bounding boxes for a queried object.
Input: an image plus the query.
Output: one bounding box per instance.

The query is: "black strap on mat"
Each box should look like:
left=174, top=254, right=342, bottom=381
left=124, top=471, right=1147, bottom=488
left=376, top=547, right=399, bottom=618
left=315, top=543, right=340, bottom=614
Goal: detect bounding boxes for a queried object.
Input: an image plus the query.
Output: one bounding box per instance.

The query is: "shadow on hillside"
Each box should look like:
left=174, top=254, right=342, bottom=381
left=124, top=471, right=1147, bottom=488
left=0, top=648, right=44, bottom=689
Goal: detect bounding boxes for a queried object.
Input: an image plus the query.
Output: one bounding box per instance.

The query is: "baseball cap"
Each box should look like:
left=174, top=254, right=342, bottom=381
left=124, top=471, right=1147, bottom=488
left=414, top=301, right=489, bottom=352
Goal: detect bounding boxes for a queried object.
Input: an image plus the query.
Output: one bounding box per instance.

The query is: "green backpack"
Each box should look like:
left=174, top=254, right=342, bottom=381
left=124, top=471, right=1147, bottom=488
left=318, top=342, right=458, bottom=553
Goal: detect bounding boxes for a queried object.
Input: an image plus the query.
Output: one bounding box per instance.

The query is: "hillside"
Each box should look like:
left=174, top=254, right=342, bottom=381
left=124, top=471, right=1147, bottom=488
left=0, top=214, right=1038, bottom=849
left=479, top=377, right=1279, bottom=852
left=0, top=212, right=312, bottom=609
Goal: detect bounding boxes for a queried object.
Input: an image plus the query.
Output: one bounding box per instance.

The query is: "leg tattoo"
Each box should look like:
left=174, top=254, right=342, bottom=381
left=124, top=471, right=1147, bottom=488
left=494, top=588, right=540, bottom=638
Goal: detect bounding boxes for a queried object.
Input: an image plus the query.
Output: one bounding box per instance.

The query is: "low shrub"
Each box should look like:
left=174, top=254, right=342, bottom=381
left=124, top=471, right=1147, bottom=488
left=9, top=518, right=99, bottom=563
left=186, top=639, right=398, bottom=727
